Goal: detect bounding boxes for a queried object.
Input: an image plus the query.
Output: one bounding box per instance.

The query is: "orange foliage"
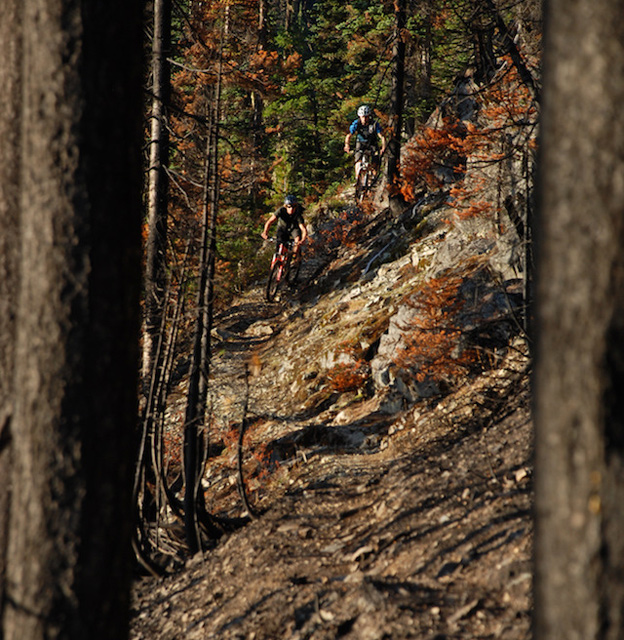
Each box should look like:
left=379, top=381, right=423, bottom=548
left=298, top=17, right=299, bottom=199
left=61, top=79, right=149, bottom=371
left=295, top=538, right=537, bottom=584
left=283, top=52, right=303, bottom=77
left=327, top=362, right=370, bottom=393
left=162, top=423, right=183, bottom=471
left=326, top=341, right=371, bottom=393
left=447, top=178, right=495, bottom=220
left=399, top=121, right=468, bottom=199
left=482, top=57, right=537, bottom=126
left=309, top=207, right=368, bottom=254
left=399, top=53, right=538, bottom=210
left=394, top=271, right=478, bottom=385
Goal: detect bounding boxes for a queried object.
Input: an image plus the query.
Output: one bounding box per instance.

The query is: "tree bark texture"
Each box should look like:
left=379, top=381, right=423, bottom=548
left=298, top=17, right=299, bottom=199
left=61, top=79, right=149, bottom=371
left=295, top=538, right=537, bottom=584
left=258, top=0, right=268, bottom=44
left=285, top=0, right=299, bottom=30
left=534, top=0, right=624, bottom=638
left=143, top=0, right=172, bottom=386
left=387, top=0, right=406, bottom=213
left=0, top=1, right=22, bottom=634
left=2, top=1, right=144, bottom=639
left=183, top=109, right=213, bottom=554
left=183, top=44, right=224, bottom=552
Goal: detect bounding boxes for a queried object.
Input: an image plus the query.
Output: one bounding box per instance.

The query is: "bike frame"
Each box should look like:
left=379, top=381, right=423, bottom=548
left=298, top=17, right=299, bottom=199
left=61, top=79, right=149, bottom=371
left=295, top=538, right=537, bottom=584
left=266, top=237, right=301, bottom=302
left=356, top=148, right=380, bottom=202
left=270, top=240, right=291, bottom=280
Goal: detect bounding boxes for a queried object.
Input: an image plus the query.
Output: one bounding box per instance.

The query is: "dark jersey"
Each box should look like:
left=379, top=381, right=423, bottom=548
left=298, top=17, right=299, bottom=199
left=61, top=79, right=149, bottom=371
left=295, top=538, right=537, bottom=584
left=275, top=204, right=305, bottom=233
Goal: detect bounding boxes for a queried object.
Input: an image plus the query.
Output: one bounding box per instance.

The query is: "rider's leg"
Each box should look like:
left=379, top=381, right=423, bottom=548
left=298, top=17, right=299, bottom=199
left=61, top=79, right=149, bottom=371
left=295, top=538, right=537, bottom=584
left=369, top=151, right=379, bottom=180
left=355, top=160, right=362, bottom=182
left=354, top=147, right=363, bottom=182
left=291, top=229, right=302, bottom=258
left=276, top=225, right=289, bottom=249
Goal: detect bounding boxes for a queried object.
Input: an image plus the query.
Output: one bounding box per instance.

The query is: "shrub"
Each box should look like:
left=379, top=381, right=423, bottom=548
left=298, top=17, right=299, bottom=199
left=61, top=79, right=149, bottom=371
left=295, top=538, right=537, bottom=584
left=394, top=269, right=479, bottom=386
left=326, top=361, right=371, bottom=393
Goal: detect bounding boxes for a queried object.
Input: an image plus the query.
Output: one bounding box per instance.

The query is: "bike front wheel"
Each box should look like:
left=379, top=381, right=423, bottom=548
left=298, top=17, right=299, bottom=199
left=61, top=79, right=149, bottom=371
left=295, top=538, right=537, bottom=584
left=266, top=261, right=281, bottom=302
left=356, top=166, right=370, bottom=202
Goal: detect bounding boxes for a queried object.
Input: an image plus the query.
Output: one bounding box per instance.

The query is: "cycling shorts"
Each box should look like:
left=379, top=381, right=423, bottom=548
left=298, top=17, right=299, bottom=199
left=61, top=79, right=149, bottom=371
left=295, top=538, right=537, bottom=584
left=277, top=225, right=301, bottom=246
left=355, top=142, right=379, bottom=164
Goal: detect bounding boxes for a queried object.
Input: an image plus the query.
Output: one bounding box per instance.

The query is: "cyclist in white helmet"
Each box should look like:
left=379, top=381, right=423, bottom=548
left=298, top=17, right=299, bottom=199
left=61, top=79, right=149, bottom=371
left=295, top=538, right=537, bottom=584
left=344, top=105, right=386, bottom=182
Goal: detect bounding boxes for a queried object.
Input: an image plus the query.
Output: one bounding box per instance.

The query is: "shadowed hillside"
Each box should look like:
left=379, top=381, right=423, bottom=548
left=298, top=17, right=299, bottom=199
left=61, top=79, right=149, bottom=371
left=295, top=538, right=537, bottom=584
left=131, top=27, right=537, bottom=635
left=130, top=174, right=533, bottom=638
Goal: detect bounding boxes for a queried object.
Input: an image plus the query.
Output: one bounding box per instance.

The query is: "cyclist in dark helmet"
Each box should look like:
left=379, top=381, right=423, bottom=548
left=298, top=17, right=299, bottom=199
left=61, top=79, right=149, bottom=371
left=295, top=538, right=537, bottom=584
left=344, top=104, right=386, bottom=182
left=261, top=195, right=308, bottom=258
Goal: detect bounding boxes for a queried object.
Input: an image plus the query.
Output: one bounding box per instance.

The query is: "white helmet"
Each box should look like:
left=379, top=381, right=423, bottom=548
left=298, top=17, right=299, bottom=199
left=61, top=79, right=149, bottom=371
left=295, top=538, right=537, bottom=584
left=357, top=105, right=372, bottom=117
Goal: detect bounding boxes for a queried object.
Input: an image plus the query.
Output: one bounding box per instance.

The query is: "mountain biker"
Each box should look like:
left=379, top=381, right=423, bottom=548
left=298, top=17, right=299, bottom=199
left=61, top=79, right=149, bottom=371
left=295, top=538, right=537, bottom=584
left=261, top=195, right=308, bottom=259
left=344, top=105, right=386, bottom=183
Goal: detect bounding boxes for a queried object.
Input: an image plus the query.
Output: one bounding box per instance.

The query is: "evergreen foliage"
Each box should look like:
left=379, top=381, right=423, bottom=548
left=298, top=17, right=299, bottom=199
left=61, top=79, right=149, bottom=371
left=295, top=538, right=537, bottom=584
left=136, top=0, right=541, bottom=563
left=154, top=0, right=541, bottom=305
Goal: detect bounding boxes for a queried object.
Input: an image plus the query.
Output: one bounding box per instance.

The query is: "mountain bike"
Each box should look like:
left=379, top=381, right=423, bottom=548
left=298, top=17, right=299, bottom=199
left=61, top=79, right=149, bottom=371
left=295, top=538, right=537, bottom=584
left=355, top=147, right=380, bottom=202
left=265, top=238, right=301, bottom=302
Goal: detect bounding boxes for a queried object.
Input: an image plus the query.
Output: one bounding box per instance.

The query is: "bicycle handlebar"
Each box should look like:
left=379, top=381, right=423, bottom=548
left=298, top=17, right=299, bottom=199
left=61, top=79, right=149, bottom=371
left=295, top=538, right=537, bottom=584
left=263, top=236, right=300, bottom=246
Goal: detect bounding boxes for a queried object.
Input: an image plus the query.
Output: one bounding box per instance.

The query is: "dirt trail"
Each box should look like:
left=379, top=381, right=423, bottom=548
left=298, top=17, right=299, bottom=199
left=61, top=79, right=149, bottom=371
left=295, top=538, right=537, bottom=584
left=131, top=357, right=532, bottom=639
left=130, top=206, right=533, bottom=640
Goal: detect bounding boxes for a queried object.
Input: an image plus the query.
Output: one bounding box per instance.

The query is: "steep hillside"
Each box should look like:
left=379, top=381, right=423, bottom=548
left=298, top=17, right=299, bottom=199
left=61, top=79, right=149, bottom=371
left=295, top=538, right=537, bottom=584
left=130, top=185, right=533, bottom=638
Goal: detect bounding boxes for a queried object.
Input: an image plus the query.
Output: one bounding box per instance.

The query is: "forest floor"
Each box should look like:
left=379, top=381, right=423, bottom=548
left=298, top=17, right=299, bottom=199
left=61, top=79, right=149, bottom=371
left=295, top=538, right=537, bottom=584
left=129, top=198, right=533, bottom=640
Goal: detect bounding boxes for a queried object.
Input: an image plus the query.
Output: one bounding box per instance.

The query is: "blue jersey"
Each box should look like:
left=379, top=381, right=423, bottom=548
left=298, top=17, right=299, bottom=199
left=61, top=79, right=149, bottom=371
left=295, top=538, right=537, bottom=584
left=349, top=118, right=382, bottom=145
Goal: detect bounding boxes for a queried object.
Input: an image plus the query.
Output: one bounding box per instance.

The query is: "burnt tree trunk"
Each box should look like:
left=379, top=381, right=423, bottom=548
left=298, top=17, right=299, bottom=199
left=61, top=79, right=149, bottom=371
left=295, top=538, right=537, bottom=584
left=534, top=0, right=624, bottom=637
left=251, top=0, right=267, bottom=211
left=183, top=110, right=214, bottom=554
left=0, top=1, right=22, bottom=633
left=1, top=1, right=144, bottom=638
left=387, top=0, right=406, bottom=215
left=183, top=19, right=225, bottom=553
left=143, top=0, right=172, bottom=388
left=471, top=0, right=497, bottom=84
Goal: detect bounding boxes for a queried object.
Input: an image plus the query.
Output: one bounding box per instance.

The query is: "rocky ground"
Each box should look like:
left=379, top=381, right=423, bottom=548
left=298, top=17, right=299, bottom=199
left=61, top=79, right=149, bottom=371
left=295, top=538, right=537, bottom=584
left=130, top=195, right=533, bottom=640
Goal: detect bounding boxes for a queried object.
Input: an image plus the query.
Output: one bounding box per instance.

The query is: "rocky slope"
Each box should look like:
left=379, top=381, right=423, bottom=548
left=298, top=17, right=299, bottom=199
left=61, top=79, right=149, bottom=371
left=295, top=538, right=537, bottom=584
left=130, top=187, right=533, bottom=639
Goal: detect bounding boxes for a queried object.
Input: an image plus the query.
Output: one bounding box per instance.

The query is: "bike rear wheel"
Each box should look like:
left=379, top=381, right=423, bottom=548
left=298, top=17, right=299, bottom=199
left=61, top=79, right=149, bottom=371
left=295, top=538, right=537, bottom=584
left=266, top=262, right=281, bottom=302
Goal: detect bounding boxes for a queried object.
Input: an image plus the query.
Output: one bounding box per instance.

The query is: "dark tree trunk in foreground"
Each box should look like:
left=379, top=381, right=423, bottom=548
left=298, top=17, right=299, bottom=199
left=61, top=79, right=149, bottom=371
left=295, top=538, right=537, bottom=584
left=534, top=0, right=624, bottom=638
left=0, top=1, right=22, bottom=633
left=1, top=1, right=144, bottom=639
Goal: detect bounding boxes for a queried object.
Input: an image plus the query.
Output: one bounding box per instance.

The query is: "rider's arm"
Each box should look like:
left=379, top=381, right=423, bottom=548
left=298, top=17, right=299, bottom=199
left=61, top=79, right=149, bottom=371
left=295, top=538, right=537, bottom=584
left=345, top=118, right=361, bottom=152
left=261, top=213, right=277, bottom=240
left=297, top=221, right=308, bottom=244
left=344, top=132, right=352, bottom=153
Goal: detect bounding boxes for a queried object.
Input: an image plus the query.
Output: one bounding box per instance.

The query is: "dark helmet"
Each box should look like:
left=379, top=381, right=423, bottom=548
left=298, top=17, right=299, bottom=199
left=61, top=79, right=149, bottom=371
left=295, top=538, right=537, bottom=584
left=284, top=195, right=297, bottom=206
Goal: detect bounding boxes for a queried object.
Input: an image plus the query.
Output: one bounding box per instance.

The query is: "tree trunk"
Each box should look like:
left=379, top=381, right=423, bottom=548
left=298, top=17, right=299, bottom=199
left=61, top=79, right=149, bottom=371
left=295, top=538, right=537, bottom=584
left=483, top=0, right=539, bottom=99
left=534, top=0, right=624, bottom=637
left=471, top=0, right=497, bottom=84
left=183, top=14, right=225, bottom=553
left=423, top=2, right=432, bottom=101
left=143, top=0, right=172, bottom=388
left=406, top=0, right=432, bottom=137
left=183, top=114, right=213, bottom=553
left=0, top=1, right=22, bottom=633
left=251, top=0, right=267, bottom=210
left=1, top=1, right=144, bottom=638
left=387, top=0, right=406, bottom=215
left=285, top=0, right=299, bottom=30
left=258, top=0, right=268, bottom=45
